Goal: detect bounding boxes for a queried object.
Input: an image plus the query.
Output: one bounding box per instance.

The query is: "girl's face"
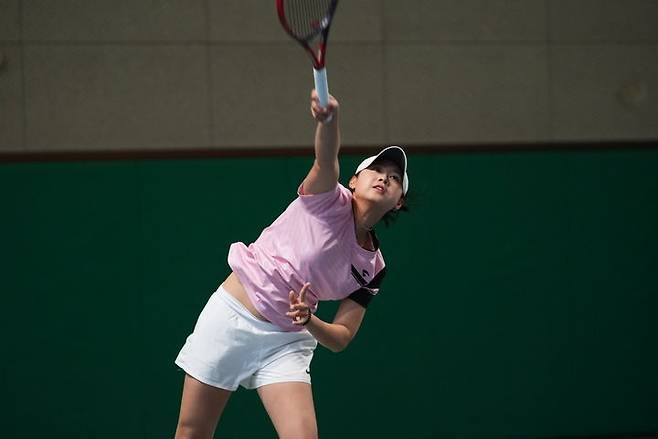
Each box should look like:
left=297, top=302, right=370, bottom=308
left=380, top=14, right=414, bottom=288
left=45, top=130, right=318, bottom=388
left=349, top=160, right=404, bottom=212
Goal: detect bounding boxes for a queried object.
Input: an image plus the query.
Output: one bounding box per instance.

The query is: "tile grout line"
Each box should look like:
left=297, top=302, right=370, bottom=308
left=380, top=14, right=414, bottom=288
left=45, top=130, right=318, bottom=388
left=204, top=0, right=215, bottom=148
left=381, top=0, right=389, bottom=144
left=18, top=0, right=27, bottom=152
left=545, top=0, right=555, bottom=142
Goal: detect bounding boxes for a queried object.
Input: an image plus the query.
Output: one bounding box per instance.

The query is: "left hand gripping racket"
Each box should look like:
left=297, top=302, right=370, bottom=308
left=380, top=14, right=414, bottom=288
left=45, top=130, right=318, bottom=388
left=276, top=0, right=339, bottom=108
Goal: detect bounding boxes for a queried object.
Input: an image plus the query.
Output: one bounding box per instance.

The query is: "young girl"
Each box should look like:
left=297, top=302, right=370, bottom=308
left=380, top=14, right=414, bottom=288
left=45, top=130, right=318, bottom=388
left=174, top=90, right=410, bottom=439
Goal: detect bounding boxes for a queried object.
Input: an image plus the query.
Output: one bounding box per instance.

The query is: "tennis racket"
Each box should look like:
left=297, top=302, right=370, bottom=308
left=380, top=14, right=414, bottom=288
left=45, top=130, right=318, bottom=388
left=276, top=0, right=339, bottom=108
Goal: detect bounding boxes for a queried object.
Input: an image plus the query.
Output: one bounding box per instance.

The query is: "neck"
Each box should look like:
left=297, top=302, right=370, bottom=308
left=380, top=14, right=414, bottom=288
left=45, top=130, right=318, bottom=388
left=352, top=202, right=380, bottom=249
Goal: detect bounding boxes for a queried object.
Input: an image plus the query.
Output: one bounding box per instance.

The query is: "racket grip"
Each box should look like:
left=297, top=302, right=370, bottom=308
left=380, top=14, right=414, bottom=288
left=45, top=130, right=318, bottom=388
left=313, top=67, right=330, bottom=108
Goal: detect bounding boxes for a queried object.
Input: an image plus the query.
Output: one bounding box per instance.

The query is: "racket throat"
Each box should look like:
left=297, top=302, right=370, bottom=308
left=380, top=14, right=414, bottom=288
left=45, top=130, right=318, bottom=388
left=306, top=41, right=326, bottom=70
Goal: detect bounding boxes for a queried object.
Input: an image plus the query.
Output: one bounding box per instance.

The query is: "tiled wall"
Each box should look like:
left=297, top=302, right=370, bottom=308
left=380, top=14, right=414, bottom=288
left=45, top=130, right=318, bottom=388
left=0, top=0, right=656, bottom=153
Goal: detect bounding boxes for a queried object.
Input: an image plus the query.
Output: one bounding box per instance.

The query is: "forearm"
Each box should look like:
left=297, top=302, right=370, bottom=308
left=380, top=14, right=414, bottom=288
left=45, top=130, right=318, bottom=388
left=304, top=314, right=351, bottom=353
left=313, top=113, right=340, bottom=168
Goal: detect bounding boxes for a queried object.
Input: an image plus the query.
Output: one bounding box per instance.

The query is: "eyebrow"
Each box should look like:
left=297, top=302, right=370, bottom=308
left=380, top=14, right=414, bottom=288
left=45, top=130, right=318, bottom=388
left=370, top=160, right=402, bottom=174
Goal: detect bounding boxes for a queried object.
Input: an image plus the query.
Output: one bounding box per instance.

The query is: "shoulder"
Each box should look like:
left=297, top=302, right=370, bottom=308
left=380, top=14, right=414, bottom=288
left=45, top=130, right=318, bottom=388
left=294, top=182, right=352, bottom=217
left=297, top=181, right=351, bottom=198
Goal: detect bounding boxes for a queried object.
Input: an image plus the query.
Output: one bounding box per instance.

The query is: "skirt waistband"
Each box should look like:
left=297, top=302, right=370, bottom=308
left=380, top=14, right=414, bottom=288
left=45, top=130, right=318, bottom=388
left=216, top=284, right=285, bottom=333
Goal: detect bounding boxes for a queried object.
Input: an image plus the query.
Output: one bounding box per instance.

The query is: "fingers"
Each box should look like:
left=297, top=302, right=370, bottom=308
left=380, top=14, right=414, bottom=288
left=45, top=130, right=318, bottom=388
left=288, top=282, right=312, bottom=324
left=299, top=282, right=310, bottom=304
left=310, top=90, right=337, bottom=122
left=287, top=310, right=310, bottom=325
left=287, top=304, right=309, bottom=322
left=310, top=103, right=332, bottom=122
left=286, top=307, right=310, bottom=322
left=311, top=89, right=338, bottom=106
left=286, top=309, right=308, bottom=318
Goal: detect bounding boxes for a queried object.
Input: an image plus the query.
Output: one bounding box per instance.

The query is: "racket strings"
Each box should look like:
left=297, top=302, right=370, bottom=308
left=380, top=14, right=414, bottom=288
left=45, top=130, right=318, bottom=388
left=285, top=0, right=333, bottom=41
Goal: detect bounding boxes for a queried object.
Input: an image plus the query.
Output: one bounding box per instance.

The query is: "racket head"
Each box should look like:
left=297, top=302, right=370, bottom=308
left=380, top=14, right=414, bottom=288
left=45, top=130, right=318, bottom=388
left=276, top=0, right=339, bottom=68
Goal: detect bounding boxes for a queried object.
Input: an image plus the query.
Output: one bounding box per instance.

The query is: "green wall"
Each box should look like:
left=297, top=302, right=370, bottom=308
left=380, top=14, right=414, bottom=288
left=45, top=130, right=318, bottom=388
left=2, top=150, right=657, bottom=438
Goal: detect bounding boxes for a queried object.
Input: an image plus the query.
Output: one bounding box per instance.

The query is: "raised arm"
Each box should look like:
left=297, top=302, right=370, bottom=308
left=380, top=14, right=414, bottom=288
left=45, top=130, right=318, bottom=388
left=301, top=90, right=341, bottom=195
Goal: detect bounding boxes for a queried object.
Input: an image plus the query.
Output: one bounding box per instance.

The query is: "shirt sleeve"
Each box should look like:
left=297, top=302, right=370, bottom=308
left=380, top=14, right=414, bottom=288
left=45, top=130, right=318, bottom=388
left=347, top=288, right=375, bottom=308
left=296, top=182, right=352, bottom=221
left=347, top=266, right=386, bottom=308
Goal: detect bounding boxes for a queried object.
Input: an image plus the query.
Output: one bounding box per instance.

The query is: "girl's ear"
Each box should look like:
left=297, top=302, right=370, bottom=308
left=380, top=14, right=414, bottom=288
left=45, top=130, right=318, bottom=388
left=393, top=196, right=404, bottom=211
left=348, top=175, right=357, bottom=190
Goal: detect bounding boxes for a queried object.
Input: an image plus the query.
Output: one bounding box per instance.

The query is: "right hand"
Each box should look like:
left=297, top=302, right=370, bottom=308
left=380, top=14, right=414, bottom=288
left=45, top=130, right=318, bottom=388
left=310, top=90, right=339, bottom=123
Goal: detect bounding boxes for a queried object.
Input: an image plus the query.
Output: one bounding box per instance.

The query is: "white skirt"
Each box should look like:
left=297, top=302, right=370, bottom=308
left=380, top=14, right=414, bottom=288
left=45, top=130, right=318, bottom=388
left=175, top=285, right=317, bottom=391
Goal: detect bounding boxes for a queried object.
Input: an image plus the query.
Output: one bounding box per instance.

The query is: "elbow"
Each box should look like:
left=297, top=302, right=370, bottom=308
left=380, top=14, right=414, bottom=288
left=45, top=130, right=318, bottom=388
left=329, top=345, right=345, bottom=354
left=329, top=336, right=352, bottom=353
left=314, top=158, right=339, bottom=173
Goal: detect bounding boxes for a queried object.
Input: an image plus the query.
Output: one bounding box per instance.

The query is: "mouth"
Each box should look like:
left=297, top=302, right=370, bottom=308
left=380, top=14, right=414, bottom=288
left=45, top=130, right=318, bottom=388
left=372, top=185, right=385, bottom=193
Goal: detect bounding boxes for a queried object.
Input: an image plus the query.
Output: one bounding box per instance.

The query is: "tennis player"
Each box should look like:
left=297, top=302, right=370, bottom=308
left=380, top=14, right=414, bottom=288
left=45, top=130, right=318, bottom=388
left=174, top=90, right=410, bottom=439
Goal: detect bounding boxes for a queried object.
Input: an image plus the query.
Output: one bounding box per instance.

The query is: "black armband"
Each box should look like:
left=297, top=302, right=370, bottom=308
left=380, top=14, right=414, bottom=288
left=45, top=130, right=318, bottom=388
left=347, top=288, right=374, bottom=308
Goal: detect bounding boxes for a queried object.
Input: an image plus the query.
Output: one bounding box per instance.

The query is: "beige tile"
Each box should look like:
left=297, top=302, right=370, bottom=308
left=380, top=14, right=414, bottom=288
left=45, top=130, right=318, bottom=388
left=550, top=0, right=658, bottom=42
left=0, top=0, right=20, bottom=41
left=324, top=44, right=386, bottom=145
left=210, top=43, right=385, bottom=147
left=23, top=0, right=206, bottom=41
left=551, top=45, right=658, bottom=141
left=330, top=0, right=383, bottom=42
left=209, top=44, right=309, bottom=147
left=208, top=0, right=280, bottom=42
left=210, top=0, right=381, bottom=43
left=0, top=44, right=24, bottom=151
left=386, top=44, right=550, bottom=144
left=24, top=45, right=210, bottom=151
left=209, top=0, right=285, bottom=42
left=384, top=0, right=546, bottom=42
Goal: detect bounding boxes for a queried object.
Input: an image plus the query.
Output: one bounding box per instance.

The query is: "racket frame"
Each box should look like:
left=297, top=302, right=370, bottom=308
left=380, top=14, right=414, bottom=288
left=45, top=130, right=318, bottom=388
left=276, top=0, right=339, bottom=107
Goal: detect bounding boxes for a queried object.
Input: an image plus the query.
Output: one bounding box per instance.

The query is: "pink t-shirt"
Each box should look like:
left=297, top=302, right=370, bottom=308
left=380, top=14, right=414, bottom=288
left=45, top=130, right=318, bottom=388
left=227, top=183, right=386, bottom=331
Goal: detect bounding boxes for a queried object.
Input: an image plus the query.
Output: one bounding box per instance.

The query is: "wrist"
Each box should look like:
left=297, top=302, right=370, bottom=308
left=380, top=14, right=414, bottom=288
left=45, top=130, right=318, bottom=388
left=302, top=313, right=312, bottom=326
